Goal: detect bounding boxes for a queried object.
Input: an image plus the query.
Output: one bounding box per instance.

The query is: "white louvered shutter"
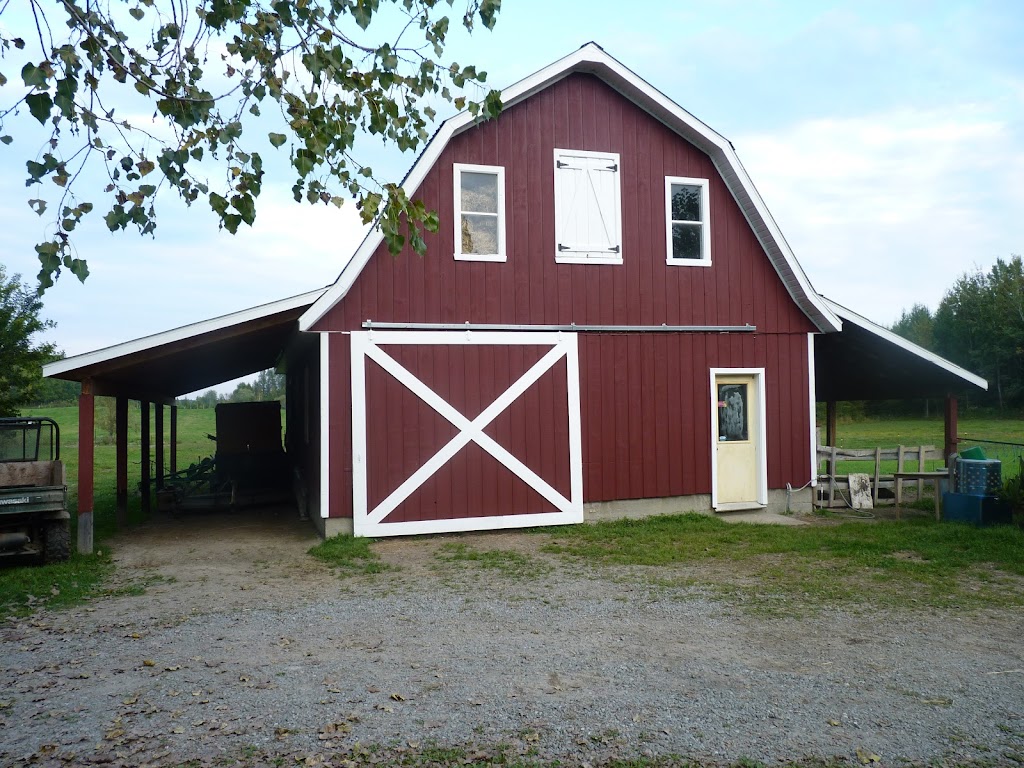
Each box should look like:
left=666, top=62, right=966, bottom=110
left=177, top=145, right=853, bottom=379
left=554, top=150, right=622, bottom=261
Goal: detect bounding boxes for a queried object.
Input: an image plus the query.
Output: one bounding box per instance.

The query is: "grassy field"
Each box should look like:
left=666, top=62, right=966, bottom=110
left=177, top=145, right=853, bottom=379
left=3, top=407, right=1023, bottom=618
left=824, top=415, right=1024, bottom=477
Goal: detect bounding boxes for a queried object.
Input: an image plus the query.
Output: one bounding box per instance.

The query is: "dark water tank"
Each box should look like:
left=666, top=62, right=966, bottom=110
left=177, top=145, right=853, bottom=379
left=955, top=458, right=1002, bottom=497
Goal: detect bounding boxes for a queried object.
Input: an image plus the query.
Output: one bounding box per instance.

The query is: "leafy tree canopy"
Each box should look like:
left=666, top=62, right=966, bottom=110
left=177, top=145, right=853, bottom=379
left=1, top=0, right=502, bottom=291
left=890, top=302, right=935, bottom=351
left=0, top=265, right=57, bottom=416
left=933, top=255, right=1024, bottom=410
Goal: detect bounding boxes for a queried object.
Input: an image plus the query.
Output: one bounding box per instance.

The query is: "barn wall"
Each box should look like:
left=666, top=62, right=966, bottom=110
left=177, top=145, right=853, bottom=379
left=314, top=73, right=817, bottom=336
left=315, top=73, right=816, bottom=521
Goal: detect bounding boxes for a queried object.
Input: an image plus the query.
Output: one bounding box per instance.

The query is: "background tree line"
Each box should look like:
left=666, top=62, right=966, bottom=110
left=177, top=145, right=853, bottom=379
left=888, top=254, right=1024, bottom=414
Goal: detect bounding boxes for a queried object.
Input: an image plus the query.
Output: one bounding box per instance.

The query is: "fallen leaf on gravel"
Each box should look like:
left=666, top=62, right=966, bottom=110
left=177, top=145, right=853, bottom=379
left=171, top=727, right=184, bottom=734
left=367, top=686, right=380, bottom=693
left=122, top=697, right=138, bottom=705
left=524, top=732, right=540, bottom=743
left=164, top=665, right=181, bottom=671
left=390, top=693, right=406, bottom=701
left=318, top=722, right=352, bottom=738
left=374, top=704, right=393, bottom=713
left=104, top=728, right=125, bottom=740
left=142, top=660, right=155, bottom=667
left=828, top=719, right=841, bottom=726
left=856, top=747, right=881, bottom=764
left=239, top=675, right=250, bottom=682
left=275, top=727, right=296, bottom=739
left=0, top=701, right=12, bottom=710
left=129, top=633, right=141, bottom=639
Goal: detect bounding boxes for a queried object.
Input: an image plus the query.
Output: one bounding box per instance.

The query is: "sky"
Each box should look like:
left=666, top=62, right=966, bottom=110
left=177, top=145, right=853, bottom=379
left=1, top=0, right=1022, bottom=392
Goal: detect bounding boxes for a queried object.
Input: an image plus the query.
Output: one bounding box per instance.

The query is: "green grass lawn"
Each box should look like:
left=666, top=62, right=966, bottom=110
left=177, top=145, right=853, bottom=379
left=545, top=512, right=1024, bottom=613
left=824, top=416, right=1024, bottom=478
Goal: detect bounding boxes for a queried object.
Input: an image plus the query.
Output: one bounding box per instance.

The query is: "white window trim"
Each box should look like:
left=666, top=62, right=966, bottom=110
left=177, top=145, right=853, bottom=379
left=554, top=148, right=623, bottom=265
left=454, top=163, right=506, bottom=262
left=665, top=176, right=711, bottom=267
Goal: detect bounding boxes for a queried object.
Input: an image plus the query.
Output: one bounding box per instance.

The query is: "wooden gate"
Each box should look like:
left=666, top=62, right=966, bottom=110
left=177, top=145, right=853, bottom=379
left=350, top=331, right=583, bottom=537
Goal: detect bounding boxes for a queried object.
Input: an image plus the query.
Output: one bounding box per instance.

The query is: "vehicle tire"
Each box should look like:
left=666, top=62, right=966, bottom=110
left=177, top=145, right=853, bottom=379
left=42, top=520, right=71, bottom=563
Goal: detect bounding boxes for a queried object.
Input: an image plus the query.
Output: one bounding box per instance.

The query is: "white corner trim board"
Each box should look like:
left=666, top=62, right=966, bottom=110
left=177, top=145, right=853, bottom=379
left=349, top=331, right=584, bottom=537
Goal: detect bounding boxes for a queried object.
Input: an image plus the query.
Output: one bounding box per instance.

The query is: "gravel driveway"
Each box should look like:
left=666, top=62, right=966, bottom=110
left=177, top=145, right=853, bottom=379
left=2, top=509, right=1023, bottom=767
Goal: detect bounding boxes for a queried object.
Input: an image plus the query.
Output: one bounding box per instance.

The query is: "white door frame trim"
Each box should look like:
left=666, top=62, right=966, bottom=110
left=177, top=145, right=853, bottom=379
left=709, top=367, right=768, bottom=509
left=350, top=330, right=584, bottom=537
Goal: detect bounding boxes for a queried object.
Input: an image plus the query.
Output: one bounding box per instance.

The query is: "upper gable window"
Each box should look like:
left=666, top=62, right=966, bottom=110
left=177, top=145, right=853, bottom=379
left=454, top=163, right=506, bottom=262
left=554, top=149, right=622, bottom=264
left=665, top=177, right=711, bottom=267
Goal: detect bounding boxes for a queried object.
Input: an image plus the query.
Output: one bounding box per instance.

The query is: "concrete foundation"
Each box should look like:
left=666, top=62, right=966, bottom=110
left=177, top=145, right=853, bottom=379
left=313, top=486, right=815, bottom=538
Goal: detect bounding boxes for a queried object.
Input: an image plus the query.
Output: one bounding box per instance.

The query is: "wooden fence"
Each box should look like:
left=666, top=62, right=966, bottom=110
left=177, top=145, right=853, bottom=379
left=815, top=444, right=947, bottom=508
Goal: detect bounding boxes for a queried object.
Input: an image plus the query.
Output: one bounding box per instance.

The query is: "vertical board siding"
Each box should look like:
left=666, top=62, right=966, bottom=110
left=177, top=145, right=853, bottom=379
left=320, top=73, right=817, bottom=520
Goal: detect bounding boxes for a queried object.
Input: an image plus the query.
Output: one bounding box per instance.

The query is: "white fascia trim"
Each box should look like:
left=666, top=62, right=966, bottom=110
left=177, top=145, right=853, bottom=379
left=820, top=296, right=989, bottom=391
left=44, top=287, right=326, bottom=378
left=298, top=42, right=841, bottom=333
left=665, top=176, right=711, bottom=267
left=709, top=367, right=768, bottom=509
left=807, top=333, right=817, bottom=487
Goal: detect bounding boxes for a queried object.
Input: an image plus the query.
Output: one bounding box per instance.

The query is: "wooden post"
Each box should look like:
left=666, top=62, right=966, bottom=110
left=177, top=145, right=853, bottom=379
left=896, top=445, right=906, bottom=507
left=917, top=444, right=926, bottom=500
left=872, top=446, right=881, bottom=507
left=170, top=405, right=178, bottom=476
left=77, top=380, right=95, bottom=555
left=825, top=400, right=837, bottom=480
left=115, top=395, right=128, bottom=527
left=140, top=401, right=151, bottom=514
left=155, top=403, right=164, bottom=491
left=944, top=395, right=958, bottom=465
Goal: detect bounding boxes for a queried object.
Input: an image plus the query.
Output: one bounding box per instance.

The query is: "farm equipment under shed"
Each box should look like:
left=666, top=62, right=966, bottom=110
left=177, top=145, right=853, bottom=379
left=156, top=401, right=292, bottom=513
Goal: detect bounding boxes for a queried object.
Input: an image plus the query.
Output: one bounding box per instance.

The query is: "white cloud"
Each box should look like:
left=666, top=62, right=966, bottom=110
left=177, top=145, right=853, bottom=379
left=735, top=104, right=1023, bottom=326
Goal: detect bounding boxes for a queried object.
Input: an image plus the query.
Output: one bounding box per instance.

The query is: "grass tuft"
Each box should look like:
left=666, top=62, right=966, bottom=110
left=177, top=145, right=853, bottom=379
left=0, top=551, right=114, bottom=618
left=434, top=542, right=552, bottom=579
left=308, top=534, right=393, bottom=576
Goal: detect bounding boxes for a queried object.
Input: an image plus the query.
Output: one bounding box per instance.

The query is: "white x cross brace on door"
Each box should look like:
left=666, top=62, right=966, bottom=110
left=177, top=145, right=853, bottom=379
left=350, top=331, right=584, bottom=537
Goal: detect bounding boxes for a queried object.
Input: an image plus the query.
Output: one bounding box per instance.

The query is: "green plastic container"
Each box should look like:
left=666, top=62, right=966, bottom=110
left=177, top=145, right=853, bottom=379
left=960, top=446, right=987, bottom=461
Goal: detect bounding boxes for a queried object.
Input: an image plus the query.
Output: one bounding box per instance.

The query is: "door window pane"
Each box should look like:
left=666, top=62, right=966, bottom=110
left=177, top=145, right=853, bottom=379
left=718, top=383, right=748, bottom=441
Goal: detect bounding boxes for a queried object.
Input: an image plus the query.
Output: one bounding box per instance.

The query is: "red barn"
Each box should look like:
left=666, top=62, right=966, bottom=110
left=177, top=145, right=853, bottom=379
left=48, top=44, right=985, bottom=549
left=289, top=43, right=841, bottom=537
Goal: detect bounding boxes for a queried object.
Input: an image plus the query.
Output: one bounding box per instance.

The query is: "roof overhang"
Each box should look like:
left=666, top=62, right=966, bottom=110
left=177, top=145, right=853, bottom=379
left=815, top=297, right=987, bottom=401
left=299, top=43, right=841, bottom=333
left=44, top=288, right=326, bottom=402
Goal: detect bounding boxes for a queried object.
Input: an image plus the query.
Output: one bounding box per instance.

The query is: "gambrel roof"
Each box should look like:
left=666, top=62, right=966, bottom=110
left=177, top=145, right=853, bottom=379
left=300, top=42, right=842, bottom=333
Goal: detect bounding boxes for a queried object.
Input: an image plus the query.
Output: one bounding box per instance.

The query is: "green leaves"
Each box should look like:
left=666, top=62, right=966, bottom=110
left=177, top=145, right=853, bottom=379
left=24, top=93, right=53, bottom=124
left=10, top=0, right=504, bottom=292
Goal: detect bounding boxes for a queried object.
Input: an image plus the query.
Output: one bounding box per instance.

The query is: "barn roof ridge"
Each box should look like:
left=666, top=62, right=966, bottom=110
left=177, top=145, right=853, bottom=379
left=299, top=42, right=843, bottom=333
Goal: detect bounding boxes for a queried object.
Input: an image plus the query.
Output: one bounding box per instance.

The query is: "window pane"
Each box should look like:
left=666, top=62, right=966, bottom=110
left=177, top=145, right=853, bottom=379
left=461, top=171, right=498, bottom=214
left=671, top=184, right=701, bottom=222
left=461, top=213, right=498, bottom=255
left=718, top=383, right=748, bottom=441
left=671, top=222, right=702, bottom=260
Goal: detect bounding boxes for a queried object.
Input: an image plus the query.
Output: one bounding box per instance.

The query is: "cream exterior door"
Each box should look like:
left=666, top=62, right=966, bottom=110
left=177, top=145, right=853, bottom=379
left=711, top=370, right=767, bottom=510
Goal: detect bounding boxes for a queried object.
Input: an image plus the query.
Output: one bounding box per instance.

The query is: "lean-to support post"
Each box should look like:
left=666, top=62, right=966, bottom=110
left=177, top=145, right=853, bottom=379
left=77, top=379, right=95, bottom=555
left=115, top=395, right=128, bottom=527
left=155, top=403, right=164, bottom=491
left=140, top=401, right=151, bottom=514
left=170, top=405, right=178, bottom=476
left=944, top=395, right=958, bottom=464
left=825, top=400, right=837, bottom=478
